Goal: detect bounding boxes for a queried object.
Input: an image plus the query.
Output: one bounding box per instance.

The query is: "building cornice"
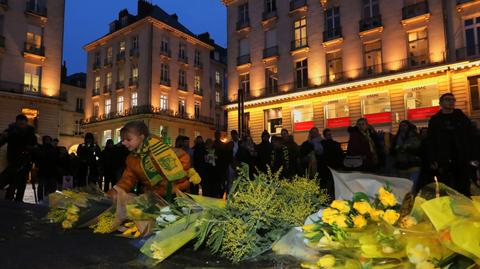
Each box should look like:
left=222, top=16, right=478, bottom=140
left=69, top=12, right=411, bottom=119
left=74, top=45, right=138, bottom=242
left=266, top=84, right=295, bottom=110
left=225, top=60, right=480, bottom=110
left=84, top=17, right=214, bottom=51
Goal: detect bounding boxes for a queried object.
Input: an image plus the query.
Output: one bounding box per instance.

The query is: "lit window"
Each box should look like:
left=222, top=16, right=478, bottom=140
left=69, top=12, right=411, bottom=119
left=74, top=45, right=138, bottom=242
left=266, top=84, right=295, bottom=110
left=115, top=128, right=122, bottom=143
left=364, top=41, right=382, bottom=74
left=292, top=105, right=313, bottom=132
left=295, top=59, right=308, bottom=88
left=264, top=108, right=282, bottom=134
left=131, top=92, right=138, bottom=107
left=194, top=75, right=201, bottom=91
left=178, top=99, right=186, bottom=115
left=194, top=101, right=200, bottom=119
left=95, top=76, right=100, bottom=90
left=324, top=99, right=350, bottom=128
left=405, top=85, right=439, bottom=120
left=93, top=102, right=100, bottom=117
left=23, top=63, right=41, bottom=93
left=408, top=29, right=428, bottom=66
left=293, top=18, right=307, bottom=48
left=105, top=98, right=111, bottom=115
left=215, top=71, right=221, bottom=85
left=160, top=95, right=168, bottom=110
left=103, top=130, right=112, bottom=147
left=215, top=91, right=220, bottom=104
left=117, top=96, right=124, bottom=114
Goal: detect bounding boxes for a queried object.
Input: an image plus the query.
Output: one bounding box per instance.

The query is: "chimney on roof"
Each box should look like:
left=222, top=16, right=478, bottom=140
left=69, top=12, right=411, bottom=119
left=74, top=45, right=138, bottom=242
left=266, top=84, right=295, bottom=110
left=170, top=13, right=178, bottom=21
left=138, top=0, right=154, bottom=17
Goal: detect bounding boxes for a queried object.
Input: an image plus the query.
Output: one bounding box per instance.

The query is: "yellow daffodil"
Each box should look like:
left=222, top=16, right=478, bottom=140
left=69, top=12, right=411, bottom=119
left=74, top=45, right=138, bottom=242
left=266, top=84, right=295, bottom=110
left=370, top=209, right=384, bottom=222
left=317, top=254, right=336, bottom=268
left=62, top=220, right=73, bottom=229
left=66, top=213, right=79, bottom=222
left=352, top=215, right=368, bottom=228
left=302, top=223, right=317, bottom=233
left=400, top=216, right=418, bottom=228
left=322, top=208, right=339, bottom=225
left=353, top=201, right=373, bottom=215
left=382, top=209, right=400, bottom=225
left=66, top=205, right=79, bottom=215
left=378, top=187, right=397, bottom=207
left=407, top=244, right=431, bottom=264
left=333, top=214, right=349, bottom=228
left=330, top=200, right=351, bottom=214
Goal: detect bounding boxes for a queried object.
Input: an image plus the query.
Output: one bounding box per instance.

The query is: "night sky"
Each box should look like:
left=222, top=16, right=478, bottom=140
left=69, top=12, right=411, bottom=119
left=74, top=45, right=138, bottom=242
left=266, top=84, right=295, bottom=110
left=63, top=0, right=226, bottom=75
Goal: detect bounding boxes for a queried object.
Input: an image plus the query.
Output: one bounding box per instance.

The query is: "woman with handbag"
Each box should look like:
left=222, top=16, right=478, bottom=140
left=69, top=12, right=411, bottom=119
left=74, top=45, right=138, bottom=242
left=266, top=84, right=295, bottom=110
left=344, top=118, right=381, bottom=172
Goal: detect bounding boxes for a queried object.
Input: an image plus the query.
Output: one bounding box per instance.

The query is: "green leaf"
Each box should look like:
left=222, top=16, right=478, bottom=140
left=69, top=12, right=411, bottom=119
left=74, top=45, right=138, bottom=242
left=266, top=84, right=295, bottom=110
left=352, top=192, right=370, bottom=202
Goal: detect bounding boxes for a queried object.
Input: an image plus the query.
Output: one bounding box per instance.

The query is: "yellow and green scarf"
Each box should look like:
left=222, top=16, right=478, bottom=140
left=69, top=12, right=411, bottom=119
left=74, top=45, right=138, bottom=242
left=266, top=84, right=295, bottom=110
left=135, top=135, right=187, bottom=186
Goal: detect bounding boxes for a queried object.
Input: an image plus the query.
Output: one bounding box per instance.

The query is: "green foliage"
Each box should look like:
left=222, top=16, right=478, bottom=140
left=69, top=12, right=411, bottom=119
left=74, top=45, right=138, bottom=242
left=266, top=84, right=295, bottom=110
left=194, top=165, right=329, bottom=263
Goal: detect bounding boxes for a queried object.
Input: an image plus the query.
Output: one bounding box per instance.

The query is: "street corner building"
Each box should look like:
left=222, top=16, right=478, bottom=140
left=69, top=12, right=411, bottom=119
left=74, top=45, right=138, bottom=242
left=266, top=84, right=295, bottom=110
left=0, top=0, right=65, bottom=141
left=82, top=0, right=228, bottom=146
left=223, top=0, right=480, bottom=144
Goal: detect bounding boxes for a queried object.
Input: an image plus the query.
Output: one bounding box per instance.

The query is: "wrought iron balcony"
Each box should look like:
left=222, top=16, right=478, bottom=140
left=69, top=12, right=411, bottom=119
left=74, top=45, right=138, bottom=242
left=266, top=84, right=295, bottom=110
left=359, top=15, right=382, bottom=32
left=194, top=88, right=203, bottom=96
left=26, top=0, right=47, bottom=17
left=92, top=61, right=101, bottom=71
left=103, top=58, right=113, bottom=67
left=129, top=77, right=139, bottom=87
left=178, top=83, right=188, bottom=91
left=236, top=19, right=250, bottom=31
left=116, top=81, right=125, bottom=89
left=160, top=48, right=171, bottom=58
left=291, top=39, right=308, bottom=51
left=24, top=42, right=45, bottom=56
left=323, top=27, right=342, bottom=42
left=92, top=88, right=100, bottom=96
left=160, top=78, right=171, bottom=87
left=262, top=9, right=277, bottom=22
left=103, top=85, right=112, bottom=93
left=290, top=0, right=307, bottom=11
left=194, top=61, right=203, bottom=69
left=456, top=44, right=480, bottom=61
left=237, top=54, right=251, bottom=66
left=178, top=55, right=189, bottom=64
left=263, top=46, right=279, bottom=59
left=116, top=51, right=125, bottom=62
left=402, top=1, right=429, bottom=20
left=129, top=47, right=139, bottom=58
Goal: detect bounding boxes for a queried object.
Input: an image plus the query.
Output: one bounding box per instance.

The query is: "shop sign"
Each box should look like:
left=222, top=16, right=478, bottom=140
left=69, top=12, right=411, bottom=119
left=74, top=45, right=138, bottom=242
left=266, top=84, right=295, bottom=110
left=407, top=106, right=439, bottom=120
left=294, top=121, right=314, bottom=131
left=364, top=112, right=391, bottom=124
left=326, top=117, right=350, bottom=128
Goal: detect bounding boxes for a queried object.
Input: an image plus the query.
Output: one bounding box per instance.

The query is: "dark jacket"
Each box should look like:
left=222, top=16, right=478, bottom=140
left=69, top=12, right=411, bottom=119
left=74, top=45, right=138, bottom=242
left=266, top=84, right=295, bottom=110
left=346, top=126, right=382, bottom=170
left=255, top=141, right=273, bottom=173
left=0, top=123, right=37, bottom=164
left=321, top=139, right=344, bottom=169
left=427, top=109, right=475, bottom=165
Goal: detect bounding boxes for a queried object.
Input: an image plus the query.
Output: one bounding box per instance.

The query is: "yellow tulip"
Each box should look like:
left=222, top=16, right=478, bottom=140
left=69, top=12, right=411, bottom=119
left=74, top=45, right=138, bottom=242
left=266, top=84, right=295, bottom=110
left=322, top=208, right=339, bottom=225
left=382, top=209, right=400, bottom=225
left=317, top=254, right=336, bottom=268
left=353, top=201, right=372, bottom=215
left=333, top=214, right=349, bottom=228
left=370, top=209, right=384, bottom=222
left=330, top=200, right=351, bottom=214
left=378, top=187, right=397, bottom=207
left=352, top=215, right=368, bottom=228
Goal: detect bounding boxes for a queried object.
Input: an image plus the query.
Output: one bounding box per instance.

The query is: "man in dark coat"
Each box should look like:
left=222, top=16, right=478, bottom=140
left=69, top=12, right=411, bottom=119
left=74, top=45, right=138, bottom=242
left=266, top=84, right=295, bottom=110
left=427, top=93, right=477, bottom=196
left=255, top=130, right=273, bottom=173
left=36, top=135, right=58, bottom=201
left=0, top=114, right=37, bottom=201
left=321, top=128, right=344, bottom=170
left=76, top=133, right=101, bottom=187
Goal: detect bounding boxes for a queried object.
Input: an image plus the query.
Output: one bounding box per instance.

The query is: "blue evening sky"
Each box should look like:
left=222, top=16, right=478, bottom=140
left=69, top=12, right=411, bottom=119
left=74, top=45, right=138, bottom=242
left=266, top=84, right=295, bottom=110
left=63, top=0, right=226, bottom=75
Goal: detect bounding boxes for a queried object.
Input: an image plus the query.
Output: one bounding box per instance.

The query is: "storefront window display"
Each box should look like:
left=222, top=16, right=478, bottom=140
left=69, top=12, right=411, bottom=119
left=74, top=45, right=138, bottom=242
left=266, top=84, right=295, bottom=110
left=292, top=105, right=314, bottom=131
left=405, top=84, right=439, bottom=120
left=361, top=92, right=391, bottom=124
left=324, top=99, right=350, bottom=128
left=264, top=108, right=282, bottom=134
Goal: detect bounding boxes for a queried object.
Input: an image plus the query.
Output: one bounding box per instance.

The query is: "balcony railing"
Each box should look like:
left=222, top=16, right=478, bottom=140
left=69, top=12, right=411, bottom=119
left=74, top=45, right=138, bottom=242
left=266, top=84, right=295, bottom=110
left=359, top=15, right=382, bottom=32
left=194, top=61, right=203, bottom=69
left=402, top=1, right=429, bottom=20
left=116, top=81, right=124, bottom=89
left=92, top=61, right=101, bottom=71
left=263, top=46, right=279, bottom=59
left=103, top=85, right=112, bottom=93
left=0, top=80, right=64, bottom=101
left=92, top=88, right=100, bottom=96
left=160, top=78, right=171, bottom=87
left=26, top=0, right=47, bottom=17
left=104, top=58, right=113, bottom=67
left=228, top=53, right=446, bottom=103
left=178, top=83, right=188, bottom=91
left=24, top=42, right=45, bottom=56
left=290, top=0, right=307, bottom=11
left=456, top=44, right=480, bottom=61
left=116, top=51, right=125, bottom=62
left=160, top=48, right=171, bottom=58
left=194, top=88, right=203, bottom=96
left=291, top=39, right=308, bottom=51
left=323, top=27, right=342, bottom=42
left=236, top=19, right=250, bottom=31
left=129, top=77, right=139, bottom=87
left=262, top=9, right=277, bottom=22
left=129, top=47, right=139, bottom=58
left=178, top=56, right=189, bottom=64
left=237, top=54, right=251, bottom=66
left=82, top=105, right=215, bottom=126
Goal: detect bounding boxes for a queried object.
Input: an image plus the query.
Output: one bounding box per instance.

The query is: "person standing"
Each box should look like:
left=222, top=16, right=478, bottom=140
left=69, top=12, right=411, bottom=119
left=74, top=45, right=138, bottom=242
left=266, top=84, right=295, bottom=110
left=345, top=118, right=382, bottom=172
left=427, top=93, right=477, bottom=196
left=203, top=138, right=222, bottom=197
left=255, top=130, right=273, bottom=173
left=192, top=136, right=206, bottom=195
left=36, top=136, right=58, bottom=201
left=0, top=114, right=37, bottom=202
left=213, top=131, right=227, bottom=196
left=76, top=133, right=101, bottom=187
left=100, top=139, right=116, bottom=192
left=321, top=128, right=344, bottom=170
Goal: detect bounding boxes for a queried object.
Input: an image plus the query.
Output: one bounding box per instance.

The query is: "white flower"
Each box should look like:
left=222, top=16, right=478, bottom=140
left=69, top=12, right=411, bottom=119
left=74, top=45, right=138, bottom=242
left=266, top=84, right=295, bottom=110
left=163, top=214, right=177, bottom=222
left=160, top=206, right=171, bottom=213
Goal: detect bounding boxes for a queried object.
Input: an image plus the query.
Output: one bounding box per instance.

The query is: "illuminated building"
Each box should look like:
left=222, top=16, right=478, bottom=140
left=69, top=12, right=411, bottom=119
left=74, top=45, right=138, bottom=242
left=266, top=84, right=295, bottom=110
left=223, top=0, right=480, bottom=143
left=0, top=0, right=65, bottom=139
left=83, top=1, right=227, bottom=146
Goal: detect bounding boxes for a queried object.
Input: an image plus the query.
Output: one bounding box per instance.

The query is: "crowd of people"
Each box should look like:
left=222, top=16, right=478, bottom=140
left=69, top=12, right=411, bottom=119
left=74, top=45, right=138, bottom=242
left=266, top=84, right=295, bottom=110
left=0, top=93, right=479, bottom=202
